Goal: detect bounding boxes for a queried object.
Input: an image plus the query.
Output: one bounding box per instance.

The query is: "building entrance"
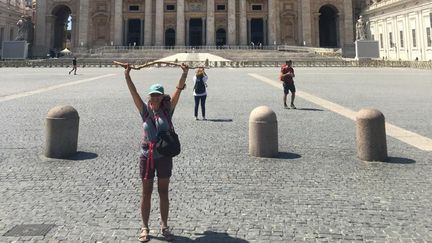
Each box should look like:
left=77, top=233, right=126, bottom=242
left=319, top=5, right=338, bottom=47
left=52, top=5, right=71, bottom=51
left=127, top=19, right=141, bottom=46
left=165, top=28, right=175, bottom=46
left=251, top=18, right=264, bottom=45
left=216, top=29, right=226, bottom=46
left=189, top=18, right=203, bottom=46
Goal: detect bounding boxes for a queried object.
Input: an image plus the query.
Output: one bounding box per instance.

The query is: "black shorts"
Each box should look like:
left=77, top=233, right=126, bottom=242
left=140, top=156, right=173, bottom=180
left=283, top=83, right=296, bottom=95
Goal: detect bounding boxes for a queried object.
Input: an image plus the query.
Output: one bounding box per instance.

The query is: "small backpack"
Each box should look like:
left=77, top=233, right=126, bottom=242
left=194, top=77, right=206, bottom=94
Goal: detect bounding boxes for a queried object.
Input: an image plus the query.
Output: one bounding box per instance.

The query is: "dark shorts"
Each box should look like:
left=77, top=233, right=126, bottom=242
left=283, top=82, right=296, bottom=95
left=139, top=156, right=173, bottom=180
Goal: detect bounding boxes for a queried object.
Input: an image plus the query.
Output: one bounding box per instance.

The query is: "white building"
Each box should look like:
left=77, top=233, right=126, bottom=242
left=363, top=0, right=432, bottom=61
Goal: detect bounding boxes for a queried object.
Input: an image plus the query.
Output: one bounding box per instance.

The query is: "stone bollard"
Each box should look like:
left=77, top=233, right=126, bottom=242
left=249, top=106, right=278, bottom=157
left=45, top=105, right=80, bottom=159
left=356, top=108, right=388, bottom=161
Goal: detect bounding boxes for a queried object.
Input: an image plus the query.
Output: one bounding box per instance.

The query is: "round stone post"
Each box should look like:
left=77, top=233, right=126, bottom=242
left=249, top=106, right=278, bottom=157
left=356, top=108, right=388, bottom=161
left=45, top=105, right=80, bottom=159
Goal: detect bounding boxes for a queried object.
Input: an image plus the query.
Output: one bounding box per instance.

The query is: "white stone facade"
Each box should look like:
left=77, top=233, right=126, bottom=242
left=363, top=0, right=432, bottom=61
left=33, top=0, right=356, bottom=57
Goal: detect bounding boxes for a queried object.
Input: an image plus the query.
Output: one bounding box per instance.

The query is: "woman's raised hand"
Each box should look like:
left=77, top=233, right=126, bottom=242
left=180, top=63, right=189, bottom=73
left=123, top=63, right=132, bottom=75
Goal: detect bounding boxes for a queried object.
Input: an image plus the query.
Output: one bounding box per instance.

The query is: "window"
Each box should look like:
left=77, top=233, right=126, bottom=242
left=412, top=29, right=416, bottom=47
left=380, top=33, right=383, bottom=48
left=400, top=30, right=404, bottom=48
left=389, top=32, right=393, bottom=48
left=9, top=29, right=13, bottom=40
left=427, top=27, right=431, bottom=47
left=129, top=5, right=139, bottom=11
left=252, top=5, right=262, bottom=11
left=371, top=34, right=375, bottom=40
left=216, top=4, right=225, bottom=11
left=166, top=4, right=175, bottom=11
left=430, top=13, right=432, bottom=27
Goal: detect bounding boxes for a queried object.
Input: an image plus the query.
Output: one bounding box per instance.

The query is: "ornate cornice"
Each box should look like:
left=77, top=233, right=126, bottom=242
left=364, top=0, right=429, bottom=15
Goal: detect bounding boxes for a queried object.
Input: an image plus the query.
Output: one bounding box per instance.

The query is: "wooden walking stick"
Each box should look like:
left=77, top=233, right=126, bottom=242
left=113, top=61, right=200, bottom=69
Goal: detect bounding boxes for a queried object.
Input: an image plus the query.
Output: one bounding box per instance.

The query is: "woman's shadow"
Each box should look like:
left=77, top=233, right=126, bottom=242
left=153, top=231, right=249, bottom=243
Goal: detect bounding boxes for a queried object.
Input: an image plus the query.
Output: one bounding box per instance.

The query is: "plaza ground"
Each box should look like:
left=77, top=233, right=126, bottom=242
left=0, top=67, right=431, bottom=242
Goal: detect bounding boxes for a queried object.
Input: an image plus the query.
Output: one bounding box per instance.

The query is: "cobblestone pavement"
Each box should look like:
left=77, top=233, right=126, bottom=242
left=0, top=67, right=431, bottom=243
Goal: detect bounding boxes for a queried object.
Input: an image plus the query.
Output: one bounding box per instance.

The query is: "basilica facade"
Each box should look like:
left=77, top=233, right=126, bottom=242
left=33, top=0, right=357, bottom=57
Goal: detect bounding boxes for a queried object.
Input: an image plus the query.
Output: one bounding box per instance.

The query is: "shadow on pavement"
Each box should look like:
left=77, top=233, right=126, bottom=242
left=296, top=108, right=324, bottom=111
left=152, top=231, right=249, bottom=243
left=277, top=152, right=302, bottom=159
left=66, top=151, right=98, bottom=161
left=385, top=157, right=416, bottom=164
left=203, top=118, right=233, bottom=122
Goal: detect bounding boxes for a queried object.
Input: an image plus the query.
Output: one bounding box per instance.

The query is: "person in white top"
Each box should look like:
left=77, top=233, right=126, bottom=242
left=192, top=67, right=208, bottom=120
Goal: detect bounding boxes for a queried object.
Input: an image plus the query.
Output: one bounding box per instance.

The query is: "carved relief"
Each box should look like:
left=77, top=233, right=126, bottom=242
left=278, top=0, right=297, bottom=45
left=90, top=0, right=111, bottom=46
left=187, top=0, right=204, bottom=12
left=280, top=15, right=297, bottom=45
left=312, top=0, right=343, bottom=13
left=215, top=17, right=227, bottom=30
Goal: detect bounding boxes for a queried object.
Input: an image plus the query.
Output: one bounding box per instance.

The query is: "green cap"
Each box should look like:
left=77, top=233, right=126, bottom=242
left=148, top=84, right=164, bottom=95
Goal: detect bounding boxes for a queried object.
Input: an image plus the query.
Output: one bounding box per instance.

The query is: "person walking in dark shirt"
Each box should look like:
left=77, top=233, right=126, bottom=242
left=69, top=57, right=77, bottom=75
left=279, top=60, right=296, bottom=109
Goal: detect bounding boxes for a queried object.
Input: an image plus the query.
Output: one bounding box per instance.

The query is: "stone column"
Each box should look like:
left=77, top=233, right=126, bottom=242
left=267, top=0, right=276, bottom=46
left=206, top=0, right=215, bottom=45
left=263, top=17, right=268, bottom=45
left=301, top=0, right=312, bottom=46
left=343, top=0, right=354, bottom=45
left=337, top=13, right=342, bottom=47
left=186, top=18, right=190, bottom=45
left=313, top=12, right=320, bottom=46
left=144, top=0, right=152, bottom=45
left=202, top=17, right=206, bottom=45
left=239, top=0, right=247, bottom=45
left=78, top=0, right=90, bottom=48
left=155, top=0, right=164, bottom=46
left=46, top=15, right=55, bottom=50
left=70, top=14, right=77, bottom=48
left=141, top=19, right=145, bottom=45
left=34, top=0, right=47, bottom=56
left=113, top=0, right=123, bottom=45
left=176, top=0, right=185, bottom=46
left=227, top=0, right=236, bottom=45
left=123, top=19, right=128, bottom=45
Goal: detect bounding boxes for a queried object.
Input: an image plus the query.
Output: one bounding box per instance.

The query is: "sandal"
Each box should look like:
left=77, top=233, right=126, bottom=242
left=138, top=227, right=150, bottom=242
left=161, top=227, right=175, bottom=241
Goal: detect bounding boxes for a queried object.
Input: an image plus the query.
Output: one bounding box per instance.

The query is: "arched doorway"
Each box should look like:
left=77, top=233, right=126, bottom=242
left=319, top=5, right=338, bottom=47
left=165, top=28, right=176, bottom=47
left=251, top=18, right=264, bottom=45
left=216, top=28, right=226, bottom=46
left=127, top=19, right=141, bottom=46
left=189, top=18, right=203, bottom=46
left=52, top=5, right=72, bottom=51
